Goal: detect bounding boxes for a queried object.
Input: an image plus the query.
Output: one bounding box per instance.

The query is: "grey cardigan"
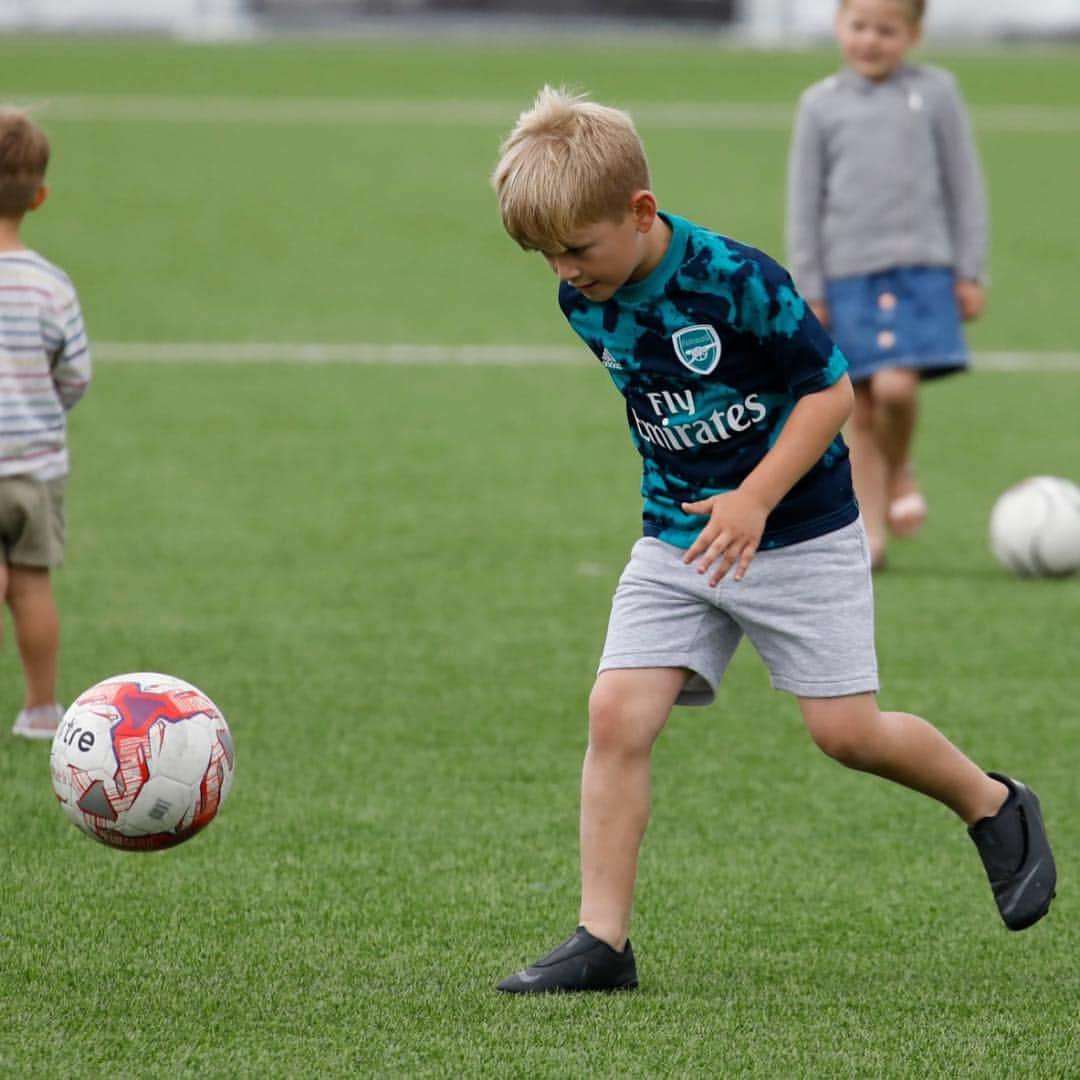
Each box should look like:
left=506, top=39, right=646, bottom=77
left=785, top=63, right=988, bottom=302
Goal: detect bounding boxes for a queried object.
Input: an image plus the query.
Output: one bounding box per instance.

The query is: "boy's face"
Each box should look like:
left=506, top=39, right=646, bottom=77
left=836, top=0, right=921, bottom=81
left=539, top=193, right=662, bottom=304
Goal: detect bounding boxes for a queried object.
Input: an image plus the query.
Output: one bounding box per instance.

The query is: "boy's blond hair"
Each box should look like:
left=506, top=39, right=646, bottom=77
left=0, top=108, right=50, bottom=217
left=492, top=86, right=650, bottom=252
left=840, top=0, right=925, bottom=23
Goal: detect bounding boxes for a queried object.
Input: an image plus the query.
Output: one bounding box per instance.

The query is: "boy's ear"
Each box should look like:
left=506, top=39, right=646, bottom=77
left=29, top=184, right=48, bottom=211
left=629, top=190, right=658, bottom=232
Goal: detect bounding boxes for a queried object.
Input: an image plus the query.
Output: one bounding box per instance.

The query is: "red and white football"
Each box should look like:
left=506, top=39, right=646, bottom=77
left=50, top=672, right=235, bottom=850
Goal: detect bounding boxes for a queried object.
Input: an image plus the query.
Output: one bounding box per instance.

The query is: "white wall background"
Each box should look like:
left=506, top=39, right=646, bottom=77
left=0, top=0, right=250, bottom=36
left=1, top=0, right=1078, bottom=38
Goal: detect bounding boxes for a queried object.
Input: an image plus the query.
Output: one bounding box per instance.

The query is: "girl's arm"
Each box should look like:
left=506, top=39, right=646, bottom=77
left=934, top=73, right=989, bottom=292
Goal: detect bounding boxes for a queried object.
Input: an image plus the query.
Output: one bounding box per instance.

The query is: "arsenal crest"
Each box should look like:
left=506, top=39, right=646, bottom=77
left=671, top=324, right=722, bottom=375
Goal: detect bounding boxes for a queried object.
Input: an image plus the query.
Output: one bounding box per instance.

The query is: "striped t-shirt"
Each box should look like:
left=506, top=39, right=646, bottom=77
left=0, top=249, right=90, bottom=479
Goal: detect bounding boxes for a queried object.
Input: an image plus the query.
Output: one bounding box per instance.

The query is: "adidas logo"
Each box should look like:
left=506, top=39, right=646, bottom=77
left=601, top=348, right=623, bottom=370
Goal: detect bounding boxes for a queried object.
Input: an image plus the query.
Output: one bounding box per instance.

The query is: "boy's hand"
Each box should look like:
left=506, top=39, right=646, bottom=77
left=955, top=279, right=985, bottom=321
left=681, top=490, right=770, bottom=585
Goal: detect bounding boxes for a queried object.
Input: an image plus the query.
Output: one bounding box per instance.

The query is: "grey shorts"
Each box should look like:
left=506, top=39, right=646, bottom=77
left=0, top=474, right=67, bottom=568
left=599, top=518, right=879, bottom=704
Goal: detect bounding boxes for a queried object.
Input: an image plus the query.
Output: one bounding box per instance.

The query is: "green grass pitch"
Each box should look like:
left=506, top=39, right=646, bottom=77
left=2, top=36, right=1078, bottom=1077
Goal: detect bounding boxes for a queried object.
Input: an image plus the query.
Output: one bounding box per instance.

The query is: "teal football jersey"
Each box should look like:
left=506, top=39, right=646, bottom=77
left=559, top=213, right=858, bottom=550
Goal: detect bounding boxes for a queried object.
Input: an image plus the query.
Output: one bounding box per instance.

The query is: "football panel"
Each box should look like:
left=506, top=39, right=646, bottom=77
left=50, top=705, right=119, bottom=776
left=149, top=715, right=215, bottom=787
left=123, top=775, right=196, bottom=835
left=989, top=484, right=1047, bottom=575
left=1033, top=480, right=1080, bottom=575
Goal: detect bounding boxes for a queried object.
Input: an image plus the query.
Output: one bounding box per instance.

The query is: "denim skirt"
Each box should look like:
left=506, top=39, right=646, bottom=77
left=824, top=266, right=969, bottom=383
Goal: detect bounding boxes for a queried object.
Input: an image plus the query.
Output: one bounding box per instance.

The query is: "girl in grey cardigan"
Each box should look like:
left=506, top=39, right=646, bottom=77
left=786, top=0, right=987, bottom=568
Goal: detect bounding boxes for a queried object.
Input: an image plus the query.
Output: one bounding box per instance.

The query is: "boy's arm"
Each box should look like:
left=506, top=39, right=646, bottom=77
left=682, top=375, right=854, bottom=585
left=48, top=291, right=91, bottom=411
left=785, top=96, right=827, bottom=304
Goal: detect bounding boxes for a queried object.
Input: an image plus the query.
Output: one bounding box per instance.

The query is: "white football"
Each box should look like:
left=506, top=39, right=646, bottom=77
left=989, top=476, right=1080, bottom=578
left=50, top=672, right=235, bottom=850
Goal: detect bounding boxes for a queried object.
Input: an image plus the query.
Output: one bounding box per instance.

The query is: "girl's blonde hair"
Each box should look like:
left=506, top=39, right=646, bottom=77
left=0, top=108, right=50, bottom=216
left=492, top=86, right=650, bottom=251
left=840, top=0, right=925, bottom=23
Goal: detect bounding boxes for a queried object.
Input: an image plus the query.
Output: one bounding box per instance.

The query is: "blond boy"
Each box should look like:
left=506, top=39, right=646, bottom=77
left=0, top=107, right=91, bottom=739
left=491, top=87, right=1053, bottom=993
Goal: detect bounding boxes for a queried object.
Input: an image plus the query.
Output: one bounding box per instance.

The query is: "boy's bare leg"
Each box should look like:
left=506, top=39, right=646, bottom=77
left=799, top=691, right=1056, bottom=930
left=7, top=566, right=60, bottom=708
left=578, top=667, right=687, bottom=950
left=798, top=693, right=1006, bottom=823
left=848, top=384, right=889, bottom=567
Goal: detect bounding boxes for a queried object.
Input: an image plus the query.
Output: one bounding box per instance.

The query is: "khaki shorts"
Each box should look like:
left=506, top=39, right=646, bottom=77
left=0, top=474, right=67, bottom=568
left=599, top=518, right=880, bottom=704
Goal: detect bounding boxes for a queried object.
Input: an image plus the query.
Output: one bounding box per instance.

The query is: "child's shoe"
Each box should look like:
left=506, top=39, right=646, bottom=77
left=969, top=773, right=1056, bottom=931
left=497, top=926, right=638, bottom=993
left=887, top=463, right=928, bottom=538
left=12, top=703, right=65, bottom=740
left=887, top=490, right=928, bottom=538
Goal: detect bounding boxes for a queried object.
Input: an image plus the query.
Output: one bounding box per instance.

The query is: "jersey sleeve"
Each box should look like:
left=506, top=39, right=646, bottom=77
left=734, top=251, right=847, bottom=398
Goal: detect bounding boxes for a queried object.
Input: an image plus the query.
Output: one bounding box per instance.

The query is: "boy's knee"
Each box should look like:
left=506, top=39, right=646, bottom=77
left=587, top=680, right=658, bottom=756
left=802, top=697, right=880, bottom=769
left=588, top=682, right=629, bottom=751
left=808, top=721, right=868, bottom=768
left=6, top=568, right=57, bottom=625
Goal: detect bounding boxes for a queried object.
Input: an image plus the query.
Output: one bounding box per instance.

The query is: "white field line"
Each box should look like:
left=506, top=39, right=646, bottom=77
left=93, top=341, right=1080, bottom=371
left=95, top=341, right=581, bottom=364
left=974, top=352, right=1080, bottom=372
left=20, top=94, right=1080, bottom=133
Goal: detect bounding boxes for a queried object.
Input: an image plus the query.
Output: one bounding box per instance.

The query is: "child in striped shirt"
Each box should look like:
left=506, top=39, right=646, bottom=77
left=0, top=107, right=91, bottom=739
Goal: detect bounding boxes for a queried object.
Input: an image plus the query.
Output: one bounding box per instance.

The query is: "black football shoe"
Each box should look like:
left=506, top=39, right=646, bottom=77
left=497, top=926, right=638, bottom=993
left=969, top=772, right=1056, bottom=931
